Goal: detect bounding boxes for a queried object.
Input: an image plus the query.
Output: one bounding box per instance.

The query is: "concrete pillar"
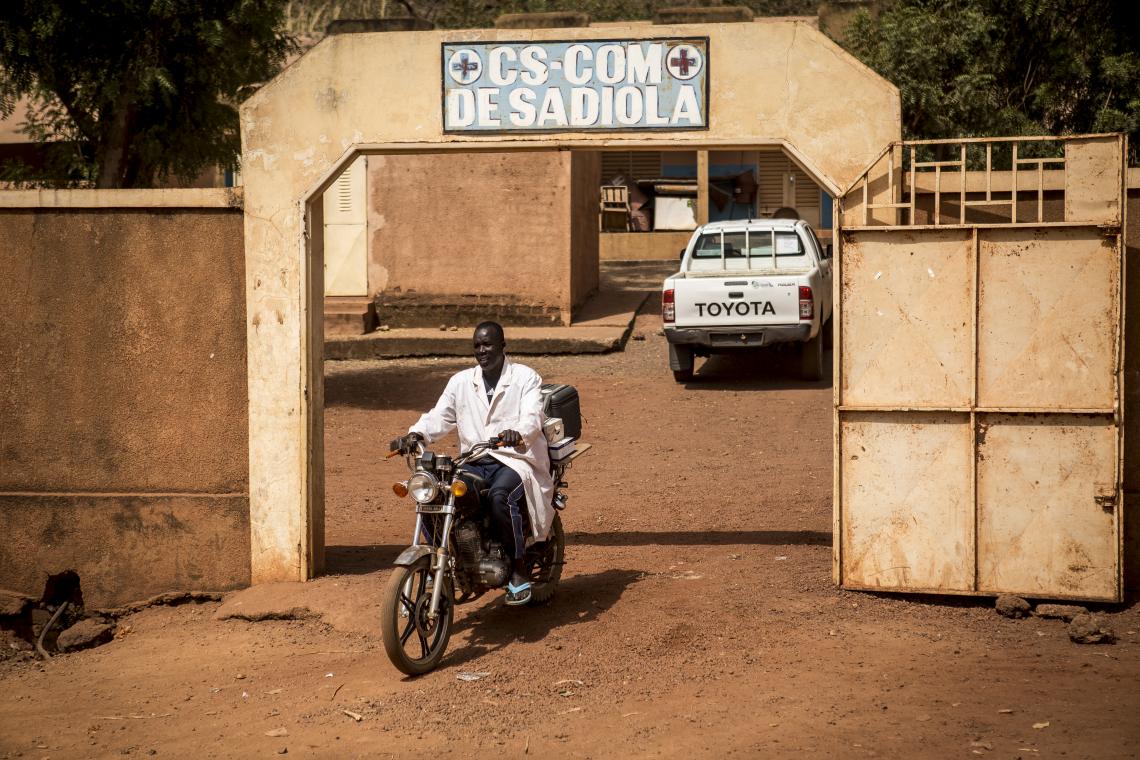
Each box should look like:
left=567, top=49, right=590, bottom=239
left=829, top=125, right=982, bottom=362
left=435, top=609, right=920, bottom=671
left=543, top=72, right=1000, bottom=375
left=697, top=149, right=710, bottom=225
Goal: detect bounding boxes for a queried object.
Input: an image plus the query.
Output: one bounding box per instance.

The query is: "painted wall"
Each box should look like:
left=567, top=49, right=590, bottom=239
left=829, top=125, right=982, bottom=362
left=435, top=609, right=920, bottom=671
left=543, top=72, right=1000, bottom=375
left=366, top=150, right=576, bottom=322
left=0, top=192, right=249, bottom=607
left=570, top=150, right=601, bottom=311
left=240, top=19, right=901, bottom=581
left=600, top=230, right=692, bottom=261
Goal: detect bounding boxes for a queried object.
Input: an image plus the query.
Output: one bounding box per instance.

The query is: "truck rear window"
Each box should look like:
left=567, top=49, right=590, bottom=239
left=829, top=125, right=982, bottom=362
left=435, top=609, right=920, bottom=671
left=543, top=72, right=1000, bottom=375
left=691, top=230, right=805, bottom=259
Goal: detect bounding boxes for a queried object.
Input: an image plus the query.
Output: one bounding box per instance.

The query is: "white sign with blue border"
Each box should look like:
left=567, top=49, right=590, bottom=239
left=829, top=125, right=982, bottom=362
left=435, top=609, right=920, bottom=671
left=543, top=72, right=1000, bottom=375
left=442, top=38, right=709, bottom=133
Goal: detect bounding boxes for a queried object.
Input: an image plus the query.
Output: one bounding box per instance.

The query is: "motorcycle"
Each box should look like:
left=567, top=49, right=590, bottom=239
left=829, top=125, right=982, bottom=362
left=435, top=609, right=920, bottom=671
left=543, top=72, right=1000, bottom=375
left=380, top=432, right=589, bottom=675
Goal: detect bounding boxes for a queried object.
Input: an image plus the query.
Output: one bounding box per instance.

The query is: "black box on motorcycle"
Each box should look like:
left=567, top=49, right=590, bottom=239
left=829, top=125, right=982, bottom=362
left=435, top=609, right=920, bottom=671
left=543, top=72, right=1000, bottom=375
left=541, top=384, right=581, bottom=439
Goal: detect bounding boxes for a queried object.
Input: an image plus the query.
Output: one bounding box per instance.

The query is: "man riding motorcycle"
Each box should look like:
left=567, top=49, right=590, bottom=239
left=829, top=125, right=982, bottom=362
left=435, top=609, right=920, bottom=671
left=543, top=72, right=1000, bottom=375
left=391, top=321, right=553, bottom=605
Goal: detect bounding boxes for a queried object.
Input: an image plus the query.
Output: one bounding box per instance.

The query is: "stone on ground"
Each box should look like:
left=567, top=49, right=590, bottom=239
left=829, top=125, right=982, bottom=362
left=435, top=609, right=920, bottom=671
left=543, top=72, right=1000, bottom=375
left=0, top=590, right=33, bottom=617
left=995, top=594, right=1030, bottom=619
left=1, top=630, right=33, bottom=654
left=57, top=619, right=116, bottom=652
left=1068, top=614, right=1115, bottom=644
left=1034, top=603, right=1088, bottom=621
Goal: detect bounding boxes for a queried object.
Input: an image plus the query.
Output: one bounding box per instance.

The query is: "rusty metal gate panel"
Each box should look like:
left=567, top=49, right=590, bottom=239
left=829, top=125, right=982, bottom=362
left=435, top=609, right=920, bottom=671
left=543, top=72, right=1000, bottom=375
left=841, top=412, right=974, bottom=591
left=841, top=230, right=974, bottom=408
left=835, top=135, right=1126, bottom=602
left=977, top=228, right=1120, bottom=410
left=976, top=414, right=1119, bottom=600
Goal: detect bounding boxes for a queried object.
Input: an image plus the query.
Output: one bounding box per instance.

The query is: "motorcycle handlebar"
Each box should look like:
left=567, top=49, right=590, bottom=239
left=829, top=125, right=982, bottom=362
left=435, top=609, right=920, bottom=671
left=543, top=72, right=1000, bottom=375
left=387, top=436, right=525, bottom=464
left=461, top=437, right=502, bottom=459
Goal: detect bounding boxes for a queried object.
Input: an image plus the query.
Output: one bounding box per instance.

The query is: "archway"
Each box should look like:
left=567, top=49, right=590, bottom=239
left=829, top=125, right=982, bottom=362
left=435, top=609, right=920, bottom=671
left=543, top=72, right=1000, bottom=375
left=240, top=20, right=900, bottom=582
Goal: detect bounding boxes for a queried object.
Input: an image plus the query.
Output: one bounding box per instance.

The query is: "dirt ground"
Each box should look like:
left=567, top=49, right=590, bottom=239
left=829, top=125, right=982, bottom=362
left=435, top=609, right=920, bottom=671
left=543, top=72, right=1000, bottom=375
left=3, top=282, right=1139, bottom=758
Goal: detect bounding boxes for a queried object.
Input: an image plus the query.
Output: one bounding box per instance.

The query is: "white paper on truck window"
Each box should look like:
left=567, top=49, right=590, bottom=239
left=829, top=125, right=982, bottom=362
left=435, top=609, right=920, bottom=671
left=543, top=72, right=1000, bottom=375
left=775, top=234, right=800, bottom=254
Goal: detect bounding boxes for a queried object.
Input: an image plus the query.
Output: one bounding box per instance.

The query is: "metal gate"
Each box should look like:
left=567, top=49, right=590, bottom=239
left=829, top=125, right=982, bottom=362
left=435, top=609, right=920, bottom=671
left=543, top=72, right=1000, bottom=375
left=834, top=135, right=1126, bottom=601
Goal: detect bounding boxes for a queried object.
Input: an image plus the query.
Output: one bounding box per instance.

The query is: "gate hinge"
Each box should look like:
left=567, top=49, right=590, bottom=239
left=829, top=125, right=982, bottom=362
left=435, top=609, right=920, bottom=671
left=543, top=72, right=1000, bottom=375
left=1094, top=483, right=1118, bottom=510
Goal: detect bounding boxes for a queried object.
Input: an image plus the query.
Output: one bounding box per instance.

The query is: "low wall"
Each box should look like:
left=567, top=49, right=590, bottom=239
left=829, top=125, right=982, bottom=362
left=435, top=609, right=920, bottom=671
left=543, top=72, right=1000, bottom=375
left=0, top=190, right=250, bottom=607
left=600, top=231, right=692, bottom=261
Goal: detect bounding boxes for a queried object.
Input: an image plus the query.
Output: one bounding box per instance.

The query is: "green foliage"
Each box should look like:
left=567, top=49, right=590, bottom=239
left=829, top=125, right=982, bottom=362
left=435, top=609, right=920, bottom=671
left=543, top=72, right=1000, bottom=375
left=283, top=0, right=820, bottom=36
left=845, top=0, right=1140, bottom=158
left=0, top=1, right=294, bottom=187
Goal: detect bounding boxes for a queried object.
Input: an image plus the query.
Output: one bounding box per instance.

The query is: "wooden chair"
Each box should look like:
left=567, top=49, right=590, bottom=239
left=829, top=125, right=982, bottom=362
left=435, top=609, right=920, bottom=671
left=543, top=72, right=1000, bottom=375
left=599, top=185, right=631, bottom=231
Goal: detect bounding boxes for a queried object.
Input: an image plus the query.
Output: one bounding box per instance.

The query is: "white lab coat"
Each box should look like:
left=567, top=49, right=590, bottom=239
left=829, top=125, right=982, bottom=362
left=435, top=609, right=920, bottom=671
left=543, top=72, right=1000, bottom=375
left=409, top=357, right=555, bottom=541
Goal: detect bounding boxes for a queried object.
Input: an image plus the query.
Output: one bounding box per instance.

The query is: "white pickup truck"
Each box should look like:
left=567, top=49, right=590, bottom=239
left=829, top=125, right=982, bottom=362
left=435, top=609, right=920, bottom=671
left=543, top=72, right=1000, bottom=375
left=662, top=218, right=833, bottom=382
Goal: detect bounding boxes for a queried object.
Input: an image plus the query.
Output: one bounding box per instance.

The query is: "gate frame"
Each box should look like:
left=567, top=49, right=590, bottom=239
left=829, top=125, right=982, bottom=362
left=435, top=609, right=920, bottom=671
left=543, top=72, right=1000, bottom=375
left=832, top=134, right=1128, bottom=602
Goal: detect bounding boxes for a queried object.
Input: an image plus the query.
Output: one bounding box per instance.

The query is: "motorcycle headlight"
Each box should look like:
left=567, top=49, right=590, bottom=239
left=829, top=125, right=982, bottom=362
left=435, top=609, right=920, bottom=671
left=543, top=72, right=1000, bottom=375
left=408, top=472, right=439, bottom=503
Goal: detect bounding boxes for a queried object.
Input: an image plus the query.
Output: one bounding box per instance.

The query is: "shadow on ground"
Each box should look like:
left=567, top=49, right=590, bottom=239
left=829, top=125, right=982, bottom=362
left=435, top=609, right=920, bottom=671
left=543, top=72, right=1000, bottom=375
left=325, top=529, right=828, bottom=577
left=680, top=347, right=835, bottom=390
left=325, top=545, right=407, bottom=575
left=439, top=568, right=646, bottom=670
left=568, top=529, right=830, bottom=547
left=324, top=362, right=463, bottom=411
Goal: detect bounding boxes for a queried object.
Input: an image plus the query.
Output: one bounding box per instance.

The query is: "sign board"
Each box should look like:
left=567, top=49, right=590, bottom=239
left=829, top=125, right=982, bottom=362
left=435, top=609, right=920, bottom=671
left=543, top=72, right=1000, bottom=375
left=442, top=38, right=709, bottom=133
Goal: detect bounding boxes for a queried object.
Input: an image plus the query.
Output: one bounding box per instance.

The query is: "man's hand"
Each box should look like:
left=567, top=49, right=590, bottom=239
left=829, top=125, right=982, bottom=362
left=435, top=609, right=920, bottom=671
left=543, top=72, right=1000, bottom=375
left=497, top=429, right=523, bottom=449
left=389, top=432, right=423, bottom=453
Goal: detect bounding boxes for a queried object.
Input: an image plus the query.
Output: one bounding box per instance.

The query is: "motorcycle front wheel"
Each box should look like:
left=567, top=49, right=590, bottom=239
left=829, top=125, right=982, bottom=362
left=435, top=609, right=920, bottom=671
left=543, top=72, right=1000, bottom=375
left=380, top=556, right=453, bottom=676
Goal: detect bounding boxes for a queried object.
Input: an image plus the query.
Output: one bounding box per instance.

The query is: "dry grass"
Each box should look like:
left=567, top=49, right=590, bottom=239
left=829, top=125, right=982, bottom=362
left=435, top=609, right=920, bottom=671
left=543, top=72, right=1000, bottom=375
left=283, top=0, right=392, bottom=38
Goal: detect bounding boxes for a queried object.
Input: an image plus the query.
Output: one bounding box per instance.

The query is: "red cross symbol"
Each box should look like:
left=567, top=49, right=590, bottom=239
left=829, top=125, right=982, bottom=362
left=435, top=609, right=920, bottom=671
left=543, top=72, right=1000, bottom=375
left=452, top=53, right=479, bottom=79
left=670, top=48, right=696, bottom=77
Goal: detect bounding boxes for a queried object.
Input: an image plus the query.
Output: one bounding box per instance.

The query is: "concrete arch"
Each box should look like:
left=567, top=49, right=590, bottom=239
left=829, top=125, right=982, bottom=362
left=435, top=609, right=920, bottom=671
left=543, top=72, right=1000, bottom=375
left=241, top=20, right=900, bottom=582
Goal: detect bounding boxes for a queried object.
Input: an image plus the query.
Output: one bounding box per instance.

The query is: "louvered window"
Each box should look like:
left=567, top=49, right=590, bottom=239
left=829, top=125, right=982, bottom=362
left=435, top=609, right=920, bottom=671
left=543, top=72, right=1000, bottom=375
left=756, top=152, right=787, bottom=210
left=323, top=156, right=366, bottom=225
left=336, top=171, right=354, bottom=214
left=601, top=151, right=663, bottom=182
left=756, top=150, right=821, bottom=212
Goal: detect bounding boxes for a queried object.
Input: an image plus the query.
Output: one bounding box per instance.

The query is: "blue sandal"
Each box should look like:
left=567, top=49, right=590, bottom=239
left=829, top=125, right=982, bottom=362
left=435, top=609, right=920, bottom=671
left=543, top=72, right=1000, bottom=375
left=505, top=581, right=532, bottom=606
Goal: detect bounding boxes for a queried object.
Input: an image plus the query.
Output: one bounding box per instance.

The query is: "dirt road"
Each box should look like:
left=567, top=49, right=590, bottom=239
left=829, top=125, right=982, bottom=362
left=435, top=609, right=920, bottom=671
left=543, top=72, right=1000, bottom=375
left=2, top=304, right=1138, bottom=758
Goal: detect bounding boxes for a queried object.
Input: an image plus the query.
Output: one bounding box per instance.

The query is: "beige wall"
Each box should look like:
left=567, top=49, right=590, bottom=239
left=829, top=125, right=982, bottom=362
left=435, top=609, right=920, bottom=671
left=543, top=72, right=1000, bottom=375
left=0, top=193, right=249, bottom=607
left=366, top=150, right=574, bottom=320
left=569, top=151, right=601, bottom=311
left=601, top=230, right=692, bottom=261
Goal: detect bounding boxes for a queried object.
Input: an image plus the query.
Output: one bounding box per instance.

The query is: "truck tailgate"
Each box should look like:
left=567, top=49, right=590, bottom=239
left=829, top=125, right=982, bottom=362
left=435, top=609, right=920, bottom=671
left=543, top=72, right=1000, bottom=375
left=673, top=276, right=800, bottom=327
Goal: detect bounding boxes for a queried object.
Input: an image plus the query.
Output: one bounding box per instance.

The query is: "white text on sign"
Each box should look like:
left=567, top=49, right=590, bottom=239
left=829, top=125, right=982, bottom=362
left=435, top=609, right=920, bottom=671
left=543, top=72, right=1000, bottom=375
left=442, top=39, right=709, bottom=133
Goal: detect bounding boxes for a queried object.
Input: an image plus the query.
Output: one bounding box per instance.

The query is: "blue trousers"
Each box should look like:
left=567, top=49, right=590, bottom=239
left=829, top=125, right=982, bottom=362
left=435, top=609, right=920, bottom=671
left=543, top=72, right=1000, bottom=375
left=460, top=458, right=528, bottom=559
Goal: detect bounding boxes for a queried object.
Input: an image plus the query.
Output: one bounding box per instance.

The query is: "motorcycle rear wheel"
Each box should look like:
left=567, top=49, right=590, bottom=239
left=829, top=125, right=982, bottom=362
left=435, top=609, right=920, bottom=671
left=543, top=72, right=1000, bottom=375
left=380, top=556, right=453, bottom=676
left=526, top=514, right=565, bottom=606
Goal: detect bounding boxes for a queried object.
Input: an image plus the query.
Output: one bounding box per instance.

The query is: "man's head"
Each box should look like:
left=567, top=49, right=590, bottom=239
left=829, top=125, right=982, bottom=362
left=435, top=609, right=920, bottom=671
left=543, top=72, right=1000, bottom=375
left=473, top=321, right=506, bottom=375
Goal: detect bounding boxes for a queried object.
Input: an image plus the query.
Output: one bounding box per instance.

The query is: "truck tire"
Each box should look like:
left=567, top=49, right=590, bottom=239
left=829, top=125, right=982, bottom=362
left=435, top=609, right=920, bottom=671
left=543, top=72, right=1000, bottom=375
left=799, top=331, right=824, bottom=381
left=669, top=344, right=694, bottom=383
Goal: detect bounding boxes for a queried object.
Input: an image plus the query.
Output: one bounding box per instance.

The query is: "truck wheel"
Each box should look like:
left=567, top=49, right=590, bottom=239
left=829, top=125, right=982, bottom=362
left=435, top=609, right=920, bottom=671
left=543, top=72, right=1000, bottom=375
left=799, top=331, right=824, bottom=381
left=669, top=344, right=694, bottom=383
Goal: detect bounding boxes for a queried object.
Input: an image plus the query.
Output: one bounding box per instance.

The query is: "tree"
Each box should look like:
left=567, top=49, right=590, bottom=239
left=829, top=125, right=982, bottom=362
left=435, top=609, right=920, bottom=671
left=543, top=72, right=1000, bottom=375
left=844, top=0, right=1140, bottom=158
left=284, top=0, right=822, bottom=38
left=0, top=1, right=294, bottom=188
